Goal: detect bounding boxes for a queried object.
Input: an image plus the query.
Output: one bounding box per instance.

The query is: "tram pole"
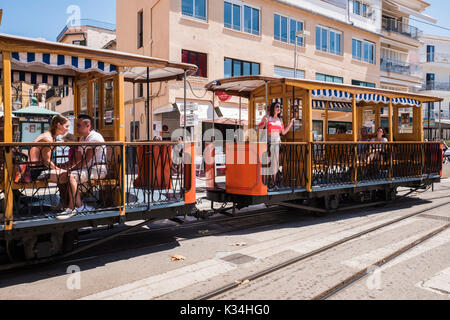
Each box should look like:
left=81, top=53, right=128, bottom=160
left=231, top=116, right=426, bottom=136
left=147, top=67, right=150, bottom=141
left=132, top=82, right=136, bottom=142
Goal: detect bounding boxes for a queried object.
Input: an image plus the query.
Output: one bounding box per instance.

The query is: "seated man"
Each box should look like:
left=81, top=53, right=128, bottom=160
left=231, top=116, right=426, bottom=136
left=71, top=114, right=108, bottom=185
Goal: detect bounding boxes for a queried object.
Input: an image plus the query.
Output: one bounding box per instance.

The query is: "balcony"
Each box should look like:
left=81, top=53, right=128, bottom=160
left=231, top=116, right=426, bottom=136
left=382, top=18, right=422, bottom=40
left=380, top=58, right=422, bottom=76
left=423, top=52, right=450, bottom=64
left=56, top=19, right=116, bottom=42
left=421, top=81, right=450, bottom=91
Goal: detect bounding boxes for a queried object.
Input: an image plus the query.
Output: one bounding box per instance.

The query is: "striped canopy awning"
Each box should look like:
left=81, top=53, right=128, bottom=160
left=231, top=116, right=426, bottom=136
left=312, top=100, right=352, bottom=111
left=0, top=68, right=73, bottom=86
left=312, top=89, right=352, bottom=100
left=392, top=97, right=421, bottom=107
left=0, top=51, right=116, bottom=87
left=7, top=52, right=117, bottom=74
left=355, top=93, right=389, bottom=104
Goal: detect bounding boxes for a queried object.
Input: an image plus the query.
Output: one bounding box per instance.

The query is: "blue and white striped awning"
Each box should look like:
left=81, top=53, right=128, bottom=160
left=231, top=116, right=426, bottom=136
left=0, top=68, right=73, bottom=86
left=312, top=100, right=352, bottom=111
left=356, top=93, right=389, bottom=104
left=392, top=97, right=421, bottom=107
left=7, top=52, right=117, bottom=75
left=312, top=89, right=352, bottom=100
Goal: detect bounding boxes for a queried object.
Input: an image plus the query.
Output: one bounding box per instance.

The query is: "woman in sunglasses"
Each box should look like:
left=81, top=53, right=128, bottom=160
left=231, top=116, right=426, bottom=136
left=258, top=102, right=295, bottom=190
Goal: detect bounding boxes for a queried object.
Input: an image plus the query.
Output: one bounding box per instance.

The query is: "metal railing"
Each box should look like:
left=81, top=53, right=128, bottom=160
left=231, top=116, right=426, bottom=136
left=0, top=141, right=188, bottom=223
left=262, top=142, right=308, bottom=191
left=56, top=19, right=116, bottom=41
left=310, top=142, right=442, bottom=188
left=423, top=52, right=450, bottom=64
left=421, top=81, right=450, bottom=91
left=380, top=58, right=422, bottom=76
left=382, top=17, right=422, bottom=40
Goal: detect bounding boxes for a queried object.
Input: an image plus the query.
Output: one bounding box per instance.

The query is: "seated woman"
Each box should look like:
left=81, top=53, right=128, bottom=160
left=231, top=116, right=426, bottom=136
left=258, top=102, right=295, bottom=190
left=29, top=115, right=82, bottom=218
left=368, top=127, right=389, bottom=164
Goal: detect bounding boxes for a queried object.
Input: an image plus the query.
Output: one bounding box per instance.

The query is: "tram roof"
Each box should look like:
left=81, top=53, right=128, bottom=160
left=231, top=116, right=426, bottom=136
left=205, top=76, right=444, bottom=103
left=0, top=33, right=197, bottom=83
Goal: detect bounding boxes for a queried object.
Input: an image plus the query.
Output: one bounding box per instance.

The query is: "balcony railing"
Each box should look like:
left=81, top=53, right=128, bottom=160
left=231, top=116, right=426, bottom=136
left=382, top=17, right=422, bottom=40
left=57, top=19, right=116, bottom=41
left=380, top=58, right=422, bottom=76
left=421, top=81, right=450, bottom=91
left=423, top=52, right=450, bottom=64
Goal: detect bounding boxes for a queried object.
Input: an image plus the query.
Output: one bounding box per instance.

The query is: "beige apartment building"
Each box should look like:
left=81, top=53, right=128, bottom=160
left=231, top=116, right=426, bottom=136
left=380, top=0, right=433, bottom=92
left=117, top=0, right=383, bottom=142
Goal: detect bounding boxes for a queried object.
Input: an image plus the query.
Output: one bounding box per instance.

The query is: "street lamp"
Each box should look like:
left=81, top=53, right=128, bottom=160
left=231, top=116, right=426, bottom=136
left=294, top=30, right=310, bottom=78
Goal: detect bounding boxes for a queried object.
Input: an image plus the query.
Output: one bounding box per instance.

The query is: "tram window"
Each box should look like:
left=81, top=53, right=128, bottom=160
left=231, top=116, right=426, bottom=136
left=398, top=107, right=413, bottom=134
left=80, top=85, right=88, bottom=114
left=313, top=120, right=323, bottom=141
left=362, top=109, right=376, bottom=133
left=328, top=121, right=352, bottom=134
left=104, top=80, right=114, bottom=126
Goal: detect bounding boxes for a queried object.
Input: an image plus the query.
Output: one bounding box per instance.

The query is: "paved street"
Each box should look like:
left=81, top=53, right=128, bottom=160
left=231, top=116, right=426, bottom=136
left=0, top=177, right=449, bottom=300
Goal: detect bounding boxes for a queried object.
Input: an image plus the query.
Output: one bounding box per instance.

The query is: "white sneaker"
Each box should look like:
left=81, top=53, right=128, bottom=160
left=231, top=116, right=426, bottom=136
left=56, top=208, right=76, bottom=221
left=75, top=204, right=96, bottom=213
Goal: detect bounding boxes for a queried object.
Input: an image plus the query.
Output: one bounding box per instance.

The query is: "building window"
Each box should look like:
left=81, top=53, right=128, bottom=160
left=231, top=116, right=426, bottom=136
left=316, top=73, right=343, bottom=84
left=316, top=26, right=342, bottom=55
left=224, top=57, right=260, bottom=78
left=426, top=73, right=435, bottom=90
left=224, top=1, right=260, bottom=35
left=182, top=0, right=207, bottom=21
left=274, top=14, right=304, bottom=46
left=427, top=45, right=435, bottom=62
left=137, top=10, right=143, bottom=49
left=72, top=40, right=86, bottom=46
left=182, top=49, right=207, bottom=78
left=353, top=0, right=370, bottom=17
left=274, top=66, right=304, bottom=79
left=352, top=38, right=375, bottom=64
left=352, top=80, right=375, bottom=88
left=138, top=83, right=144, bottom=98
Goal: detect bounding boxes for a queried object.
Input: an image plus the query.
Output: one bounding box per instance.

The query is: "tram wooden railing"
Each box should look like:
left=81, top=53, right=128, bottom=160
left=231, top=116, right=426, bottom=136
left=262, top=142, right=308, bottom=191
left=310, top=142, right=443, bottom=188
left=0, top=141, right=194, bottom=225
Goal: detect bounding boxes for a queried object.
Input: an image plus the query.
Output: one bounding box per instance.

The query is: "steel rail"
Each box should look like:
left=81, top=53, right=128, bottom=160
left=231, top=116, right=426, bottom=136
left=312, top=222, right=450, bottom=300
left=194, top=200, right=450, bottom=300
left=0, top=206, right=289, bottom=272
left=1, top=192, right=448, bottom=273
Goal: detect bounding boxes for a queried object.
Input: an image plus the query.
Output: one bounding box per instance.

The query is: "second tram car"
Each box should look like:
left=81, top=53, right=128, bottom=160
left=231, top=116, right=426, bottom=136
left=203, top=76, right=443, bottom=213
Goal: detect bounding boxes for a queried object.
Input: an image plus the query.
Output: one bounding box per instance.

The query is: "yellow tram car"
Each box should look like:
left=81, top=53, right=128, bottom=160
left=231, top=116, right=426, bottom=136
left=0, top=33, right=197, bottom=261
left=204, top=76, right=443, bottom=213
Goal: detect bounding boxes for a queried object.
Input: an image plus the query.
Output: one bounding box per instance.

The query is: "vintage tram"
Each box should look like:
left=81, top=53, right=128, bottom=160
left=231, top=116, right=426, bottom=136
left=203, top=76, right=443, bottom=213
left=0, top=33, right=197, bottom=261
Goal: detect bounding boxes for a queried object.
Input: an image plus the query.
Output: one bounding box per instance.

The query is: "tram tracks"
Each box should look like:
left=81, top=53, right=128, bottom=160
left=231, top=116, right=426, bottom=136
left=194, top=199, right=450, bottom=300
left=312, top=222, right=450, bottom=300
left=0, top=190, right=448, bottom=274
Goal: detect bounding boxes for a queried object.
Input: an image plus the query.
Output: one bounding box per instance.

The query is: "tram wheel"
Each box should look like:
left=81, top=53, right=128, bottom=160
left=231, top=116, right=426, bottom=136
left=62, top=230, right=79, bottom=254
left=324, top=194, right=340, bottom=211
left=6, top=240, right=24, bottom=262
left=386, top=187, right=397, bottom=201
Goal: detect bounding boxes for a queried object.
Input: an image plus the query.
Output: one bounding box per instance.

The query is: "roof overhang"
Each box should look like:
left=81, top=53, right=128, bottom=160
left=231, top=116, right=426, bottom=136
left=0, top=33, right=197, bottom=83
left=205, top=76, right=444, bottom=103
left=385, top=0, right=436, bottom=23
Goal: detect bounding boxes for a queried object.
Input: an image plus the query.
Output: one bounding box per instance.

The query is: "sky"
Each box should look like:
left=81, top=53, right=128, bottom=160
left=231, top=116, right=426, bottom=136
left=0, top=0, right=116, bottom=41
left=0, top=0, right=449, bottom=40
